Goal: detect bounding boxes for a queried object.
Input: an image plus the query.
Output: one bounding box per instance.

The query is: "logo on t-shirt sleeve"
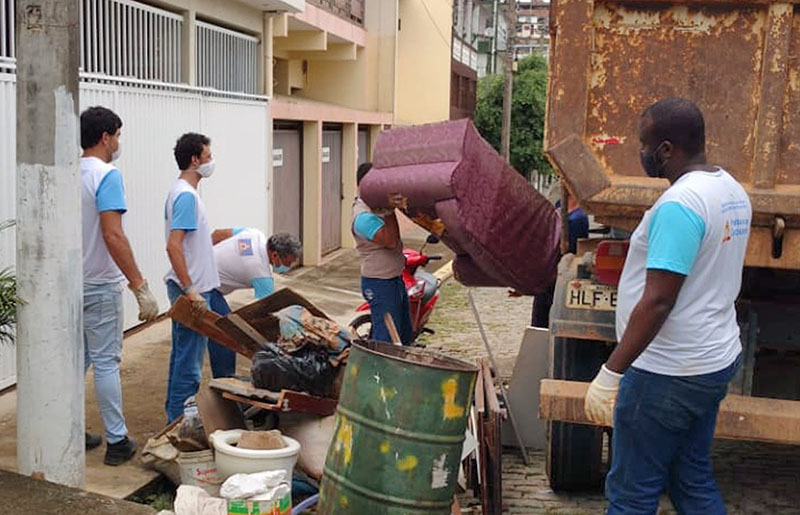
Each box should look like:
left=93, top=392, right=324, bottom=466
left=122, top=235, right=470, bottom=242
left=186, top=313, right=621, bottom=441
left=237, top=238, right=254, bottom=256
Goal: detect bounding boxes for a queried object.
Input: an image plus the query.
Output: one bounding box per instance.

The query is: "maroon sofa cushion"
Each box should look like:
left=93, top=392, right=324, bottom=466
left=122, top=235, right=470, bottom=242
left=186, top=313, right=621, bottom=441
left=359, top=119, right=561, bottom=295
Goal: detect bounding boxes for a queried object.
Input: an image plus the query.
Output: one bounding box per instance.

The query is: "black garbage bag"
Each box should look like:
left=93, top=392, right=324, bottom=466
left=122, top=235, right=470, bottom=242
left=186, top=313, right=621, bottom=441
left=251, top=343, right=336, bottom=398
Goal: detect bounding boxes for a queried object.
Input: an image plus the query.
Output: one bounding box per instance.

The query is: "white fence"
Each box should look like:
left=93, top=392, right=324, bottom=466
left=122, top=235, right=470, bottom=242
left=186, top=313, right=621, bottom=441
left=197, top=20, right=259, bottom=95
left=1, top=73, right=270, bottom=333
left=80, top=0, right=184, bottom=83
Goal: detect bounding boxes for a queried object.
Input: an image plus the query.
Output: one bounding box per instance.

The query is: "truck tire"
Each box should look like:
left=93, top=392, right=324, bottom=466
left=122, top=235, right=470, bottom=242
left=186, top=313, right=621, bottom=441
left=546, top=336, right=611, bottom=491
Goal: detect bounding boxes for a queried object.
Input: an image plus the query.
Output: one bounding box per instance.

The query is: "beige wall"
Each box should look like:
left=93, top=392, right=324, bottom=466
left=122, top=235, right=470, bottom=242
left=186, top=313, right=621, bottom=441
left=395, top=0, right=453, bottom=125
left=292, top=0, right=398, bottom=113
left=147, top=0, right=263, bottom=34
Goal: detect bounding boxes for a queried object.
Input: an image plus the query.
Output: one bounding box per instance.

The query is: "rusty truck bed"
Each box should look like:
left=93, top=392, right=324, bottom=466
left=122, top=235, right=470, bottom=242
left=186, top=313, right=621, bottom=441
left=545, top=0, right=800, bottom=270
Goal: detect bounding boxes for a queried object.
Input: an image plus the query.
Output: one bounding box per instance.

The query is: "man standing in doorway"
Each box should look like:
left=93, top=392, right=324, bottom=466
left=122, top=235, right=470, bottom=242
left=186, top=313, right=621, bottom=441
left=81, top=106, right=159, bottom=465
left=163, top=132, right=231, bottom=422
left=352, top=163, right=413, bottom=344
left=584, top=98, right=751, bottom=514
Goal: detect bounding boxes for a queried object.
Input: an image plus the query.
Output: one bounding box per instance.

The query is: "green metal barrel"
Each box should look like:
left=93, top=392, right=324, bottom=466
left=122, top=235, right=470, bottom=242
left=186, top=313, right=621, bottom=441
left=318, top=341, right=478, bottom=514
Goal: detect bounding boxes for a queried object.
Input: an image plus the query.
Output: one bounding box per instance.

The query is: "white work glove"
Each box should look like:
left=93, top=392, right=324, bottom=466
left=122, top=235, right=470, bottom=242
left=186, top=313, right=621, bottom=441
left=183, top=286, right=207, bottom=315
left=130, top=280, right=159, bottom=322
left=584, top=364, right=623, bottom=427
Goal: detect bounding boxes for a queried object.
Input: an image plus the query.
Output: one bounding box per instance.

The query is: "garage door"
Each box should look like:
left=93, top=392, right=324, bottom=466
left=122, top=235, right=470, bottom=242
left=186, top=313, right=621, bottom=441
left=272, top=125, right=303, bottom=240
left=321, top=126, right=343, bottom=255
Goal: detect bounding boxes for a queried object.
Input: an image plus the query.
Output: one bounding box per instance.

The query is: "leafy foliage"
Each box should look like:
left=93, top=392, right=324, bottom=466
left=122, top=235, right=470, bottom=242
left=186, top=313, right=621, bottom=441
left=0, top=268, right=20, bottom=344
left=474, top=53, right=551, bottom=179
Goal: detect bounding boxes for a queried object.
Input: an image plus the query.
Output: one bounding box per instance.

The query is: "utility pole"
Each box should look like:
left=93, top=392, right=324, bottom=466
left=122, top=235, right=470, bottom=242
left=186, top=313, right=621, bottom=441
left=16, top=0, right=84, bottom=487
left=501, top=0, right=516, bottom=161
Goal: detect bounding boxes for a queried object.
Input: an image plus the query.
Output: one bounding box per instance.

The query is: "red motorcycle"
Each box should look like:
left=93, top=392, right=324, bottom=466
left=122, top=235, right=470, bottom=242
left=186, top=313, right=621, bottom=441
left=350, top=235, right=443, bottom=341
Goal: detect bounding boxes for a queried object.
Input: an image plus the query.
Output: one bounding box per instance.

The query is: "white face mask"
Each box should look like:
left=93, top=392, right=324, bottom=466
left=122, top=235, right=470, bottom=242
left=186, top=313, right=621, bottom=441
left=197, top=159, right=215, bottom=178
left=111, top=145, right=122, bottom=162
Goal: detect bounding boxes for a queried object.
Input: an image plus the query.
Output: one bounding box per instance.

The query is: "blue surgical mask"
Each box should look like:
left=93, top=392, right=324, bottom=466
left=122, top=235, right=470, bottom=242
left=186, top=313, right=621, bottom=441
left=273, top=264, right=291, bottom=274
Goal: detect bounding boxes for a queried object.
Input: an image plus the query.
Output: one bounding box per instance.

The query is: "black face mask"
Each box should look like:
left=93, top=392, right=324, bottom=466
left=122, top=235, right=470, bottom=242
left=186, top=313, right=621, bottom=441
left=640, top=142, right=666, bottom=178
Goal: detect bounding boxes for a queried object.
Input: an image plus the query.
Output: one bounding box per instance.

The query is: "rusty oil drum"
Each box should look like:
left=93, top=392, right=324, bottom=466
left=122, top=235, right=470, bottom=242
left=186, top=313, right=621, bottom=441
left=318, top=340, right=478, bottom=514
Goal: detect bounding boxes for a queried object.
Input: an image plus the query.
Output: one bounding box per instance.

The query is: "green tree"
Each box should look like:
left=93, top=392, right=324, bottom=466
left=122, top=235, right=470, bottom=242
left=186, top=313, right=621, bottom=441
left=474, top=53, right=551, bottom=179
left=0, top=220, right=19, bottom=344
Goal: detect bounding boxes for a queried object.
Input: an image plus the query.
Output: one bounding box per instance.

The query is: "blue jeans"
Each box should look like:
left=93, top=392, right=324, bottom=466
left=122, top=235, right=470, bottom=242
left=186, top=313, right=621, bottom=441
left=606, top=355, right=742, bottom=515
left=361, top=276, right=413, bottom=345
left=165, top=281, right=236, bottom=422
left=84, top=282, right=128, bottom=444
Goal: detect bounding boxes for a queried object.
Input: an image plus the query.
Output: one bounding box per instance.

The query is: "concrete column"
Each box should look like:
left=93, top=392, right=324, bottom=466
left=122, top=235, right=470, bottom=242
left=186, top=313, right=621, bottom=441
left=369, top=125, right=383, bottom=160
left=15, top=0, right=84, bottom=487
left=181, top=9, right=197, bottom=86
left=466, top=0, right=474, bottom=42
left=341, top=123, right=358, bottom=250
left=302, top=121, right=322, bottom=266
left=262, top=14, right=274, bottom=97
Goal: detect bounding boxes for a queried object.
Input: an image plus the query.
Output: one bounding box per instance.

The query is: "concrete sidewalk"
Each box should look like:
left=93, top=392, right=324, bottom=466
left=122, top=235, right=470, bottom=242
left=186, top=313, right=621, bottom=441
left=0, top=216, right=451, bottom=501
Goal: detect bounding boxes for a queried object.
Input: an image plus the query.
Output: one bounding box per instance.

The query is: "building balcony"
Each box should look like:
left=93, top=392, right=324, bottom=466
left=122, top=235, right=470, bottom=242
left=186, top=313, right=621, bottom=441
left=307, top=0, right=365, bottom=26
left=238, top=0, right=305, bottom=14
left=453, top=35, right=479, bottom=73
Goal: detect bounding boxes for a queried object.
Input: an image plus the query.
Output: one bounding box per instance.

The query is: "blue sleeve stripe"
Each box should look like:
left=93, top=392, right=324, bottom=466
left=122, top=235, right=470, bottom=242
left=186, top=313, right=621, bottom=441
left=233, top=227, right=245, bottom=236
left=170, top=192, right=198, bottom=231
left=353, top=212, right=385, bottom=241
left=646, top=201, right=705, bottom=276
left=251, top=276, right=275, bottom=299
left=95, top=169, right=127, bottom=213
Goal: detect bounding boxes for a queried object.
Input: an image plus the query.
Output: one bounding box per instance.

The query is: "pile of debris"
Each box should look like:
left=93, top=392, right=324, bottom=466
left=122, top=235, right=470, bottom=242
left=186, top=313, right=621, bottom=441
left=142, top=288, right=351, bottom=514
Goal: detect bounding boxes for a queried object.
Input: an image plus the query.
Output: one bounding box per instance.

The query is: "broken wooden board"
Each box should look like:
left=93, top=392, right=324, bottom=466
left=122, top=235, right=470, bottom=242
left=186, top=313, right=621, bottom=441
left=540, top=379, right=800, bottom=445
left=222, top=389, right=338, bottom=417
left=209, top=377, right=281, bottom=403
left=168, top=296, right=260, bottom=358
left=215, top=288, right=330, bottom=349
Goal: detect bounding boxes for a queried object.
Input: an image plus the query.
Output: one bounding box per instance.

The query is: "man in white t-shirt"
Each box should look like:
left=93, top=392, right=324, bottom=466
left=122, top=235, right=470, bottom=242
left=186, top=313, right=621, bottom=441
left=81, top=106, right=159, bottom=465
left=163, top=132, right=232, bottom=422
left=211, top=228, right=302, bottom=299
left=584, top=98, right=751, bottom=514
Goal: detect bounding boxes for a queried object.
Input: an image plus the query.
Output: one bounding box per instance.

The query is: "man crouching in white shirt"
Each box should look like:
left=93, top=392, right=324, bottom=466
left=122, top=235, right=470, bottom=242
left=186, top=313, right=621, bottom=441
left=584, top=98, right=751, bottom=514
left=211, top=228, right=302, bottom=300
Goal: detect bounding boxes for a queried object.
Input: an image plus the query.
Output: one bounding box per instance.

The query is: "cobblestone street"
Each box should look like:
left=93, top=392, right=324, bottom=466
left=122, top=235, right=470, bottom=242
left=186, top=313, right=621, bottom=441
left=419, top=281, right=800, bottom=514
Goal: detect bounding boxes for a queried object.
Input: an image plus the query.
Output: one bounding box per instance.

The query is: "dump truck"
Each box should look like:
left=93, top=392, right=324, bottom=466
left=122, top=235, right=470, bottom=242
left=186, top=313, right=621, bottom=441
left=539, top=0, right=800, bottom=490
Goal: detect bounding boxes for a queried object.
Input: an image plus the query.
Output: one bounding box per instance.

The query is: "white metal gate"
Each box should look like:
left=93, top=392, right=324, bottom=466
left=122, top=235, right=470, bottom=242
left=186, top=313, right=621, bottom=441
left=0, top=73, right=270, bottom=388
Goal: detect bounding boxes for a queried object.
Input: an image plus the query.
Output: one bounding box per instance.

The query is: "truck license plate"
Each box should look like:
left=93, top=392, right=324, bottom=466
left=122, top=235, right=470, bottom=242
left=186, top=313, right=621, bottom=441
left=565, top=281, right=617, bottom=311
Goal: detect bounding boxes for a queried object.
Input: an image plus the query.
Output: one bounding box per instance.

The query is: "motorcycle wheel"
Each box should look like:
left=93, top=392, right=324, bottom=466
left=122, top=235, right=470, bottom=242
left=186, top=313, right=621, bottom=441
left=349, top=314, right=373, bottom=341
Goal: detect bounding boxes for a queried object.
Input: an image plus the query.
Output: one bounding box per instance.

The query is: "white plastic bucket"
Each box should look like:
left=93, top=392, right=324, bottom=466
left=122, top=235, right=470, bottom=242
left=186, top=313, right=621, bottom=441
left=176, top=449, right=222, bottom=496
left=209, top=429, right=301, bottom=482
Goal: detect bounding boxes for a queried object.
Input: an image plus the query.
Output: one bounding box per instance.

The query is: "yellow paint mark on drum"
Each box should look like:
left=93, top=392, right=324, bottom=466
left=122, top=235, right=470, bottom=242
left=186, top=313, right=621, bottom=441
left=350, top=363, right=359, bottom=376
left=442, top=377, right=465, bottom=420
left=339, top=495, right=349, bottom=509
left=396, top=455, right=418, bottom=472
left=335, top=416, right=354, bottom=466
left=380, top=441, right=391, bottom=454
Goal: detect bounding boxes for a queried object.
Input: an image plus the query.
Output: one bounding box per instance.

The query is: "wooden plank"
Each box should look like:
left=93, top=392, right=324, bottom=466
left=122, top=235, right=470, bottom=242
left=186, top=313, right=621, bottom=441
left=540, top=379, right=800, bottom=445
left=475, top=361, right=485, bottom=415
left=481, top=360, right=501, bottom=415
left=196, top=384, right=246, bottom=442
left=277, top=390, right=338, bottom=417
left=222, top=391, right=282, bottom=412
left=227, top=313, right=271, bottom=348
left=216, top=288, right=330, bottom=347
left=168, top=296, right=257, bottom=358
left=221, top=390, right=338, bottom=417
left=209, top=377, right=281, bottom=403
